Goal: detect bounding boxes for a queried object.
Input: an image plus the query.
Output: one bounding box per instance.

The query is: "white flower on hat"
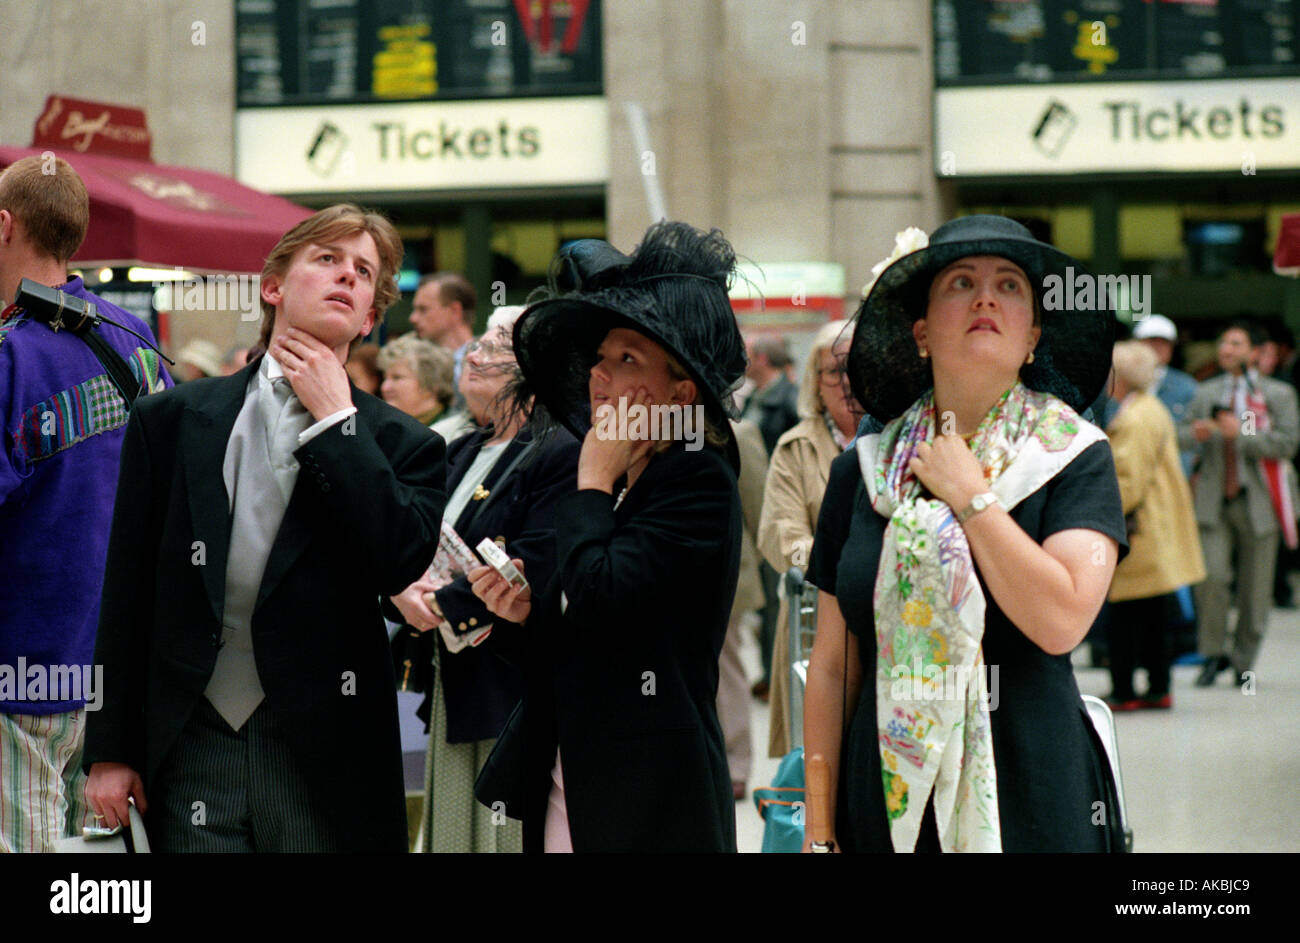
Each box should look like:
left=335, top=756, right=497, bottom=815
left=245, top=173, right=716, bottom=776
left=861, top=226, right=929, bottom=298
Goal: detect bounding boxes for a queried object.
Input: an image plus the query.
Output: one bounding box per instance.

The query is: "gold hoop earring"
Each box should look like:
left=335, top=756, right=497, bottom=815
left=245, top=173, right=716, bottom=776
left=1026, top=351, right=1035, bottom=364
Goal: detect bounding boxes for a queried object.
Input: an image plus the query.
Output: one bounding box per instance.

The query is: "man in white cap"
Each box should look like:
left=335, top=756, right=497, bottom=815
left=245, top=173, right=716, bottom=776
left=1133, top=314, right=1199, bottom=475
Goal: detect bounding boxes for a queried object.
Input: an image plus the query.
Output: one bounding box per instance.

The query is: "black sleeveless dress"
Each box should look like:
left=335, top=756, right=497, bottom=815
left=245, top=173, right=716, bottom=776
left=806, top=440, right=1128, bottom=852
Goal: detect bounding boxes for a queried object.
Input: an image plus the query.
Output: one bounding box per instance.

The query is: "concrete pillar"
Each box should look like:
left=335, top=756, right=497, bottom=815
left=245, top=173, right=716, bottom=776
left=604, top=1, right=831, bottom=264
left=828, top=0, right=942, bottom=303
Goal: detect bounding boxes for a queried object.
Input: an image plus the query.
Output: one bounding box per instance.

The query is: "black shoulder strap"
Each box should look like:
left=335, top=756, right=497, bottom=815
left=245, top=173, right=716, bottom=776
left=80, top=328, right=144, bottom=407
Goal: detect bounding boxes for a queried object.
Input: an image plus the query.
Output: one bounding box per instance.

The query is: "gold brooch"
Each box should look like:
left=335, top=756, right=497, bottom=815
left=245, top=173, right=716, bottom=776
left=472, top=485, right=490, bottom=501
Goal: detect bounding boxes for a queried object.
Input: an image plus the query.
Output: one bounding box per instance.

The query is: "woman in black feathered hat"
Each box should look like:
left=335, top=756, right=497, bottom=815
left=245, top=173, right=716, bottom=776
left=803, top=215, right=1130, bottom=853
left=469, top=221, right=747, bottom=852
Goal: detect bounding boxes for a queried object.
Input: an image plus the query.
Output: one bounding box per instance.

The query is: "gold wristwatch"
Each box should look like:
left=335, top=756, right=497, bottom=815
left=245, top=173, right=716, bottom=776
left=956, top=491, right=998, bottom=523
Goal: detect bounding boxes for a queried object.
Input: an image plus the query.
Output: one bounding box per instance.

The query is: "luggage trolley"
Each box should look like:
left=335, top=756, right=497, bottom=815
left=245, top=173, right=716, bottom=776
left=785, top=566, right=819, bottom=751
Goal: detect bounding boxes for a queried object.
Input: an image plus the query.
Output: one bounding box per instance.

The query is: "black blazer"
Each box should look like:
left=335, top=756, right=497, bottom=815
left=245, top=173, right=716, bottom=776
left=83, top=359, right=447, bottom=852
left=418, top=427, right=579, bottom=743
left=477, top=443, right=742, bottom=852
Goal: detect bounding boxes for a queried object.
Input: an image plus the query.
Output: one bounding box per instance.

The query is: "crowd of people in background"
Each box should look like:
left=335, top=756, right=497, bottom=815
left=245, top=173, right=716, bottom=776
left=1090, top=317, right=1300, bottom=705
left=6, top=154, right=1298, bottom=854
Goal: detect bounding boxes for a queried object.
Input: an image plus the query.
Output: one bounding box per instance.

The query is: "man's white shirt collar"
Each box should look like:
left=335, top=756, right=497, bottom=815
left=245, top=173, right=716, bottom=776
left=264, top=352, right=286, bottom=382
left=258, top=351, right=357, bottom=446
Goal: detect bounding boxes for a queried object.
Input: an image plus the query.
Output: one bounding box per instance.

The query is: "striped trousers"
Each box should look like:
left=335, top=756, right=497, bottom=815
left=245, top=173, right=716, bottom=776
left=149, top=697, right=341, bottom=852
left=0, top=709, right=93, bottom=853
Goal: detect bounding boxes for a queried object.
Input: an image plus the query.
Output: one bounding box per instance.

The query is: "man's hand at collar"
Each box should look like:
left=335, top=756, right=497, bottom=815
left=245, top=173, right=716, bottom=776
left=271, top=327, right=354, bottom=421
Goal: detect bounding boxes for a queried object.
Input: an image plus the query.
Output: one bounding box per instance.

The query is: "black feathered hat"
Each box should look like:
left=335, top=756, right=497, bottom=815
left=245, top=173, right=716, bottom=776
left=850, top=214, right=1118, bottom=422
left=513, top=221, right=748, bottom=466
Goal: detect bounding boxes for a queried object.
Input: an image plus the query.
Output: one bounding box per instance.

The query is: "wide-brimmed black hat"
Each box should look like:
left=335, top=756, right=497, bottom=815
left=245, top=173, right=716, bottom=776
left=514, top=221, right=747, bottom=465
left=850, top=214, right=1117, bottom=421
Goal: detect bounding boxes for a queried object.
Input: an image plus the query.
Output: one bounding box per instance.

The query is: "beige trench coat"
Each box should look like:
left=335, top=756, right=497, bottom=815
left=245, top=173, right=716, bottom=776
left=756, top=416, right=842, bottom=757
left=1108, top=392, right=1206, bottom=601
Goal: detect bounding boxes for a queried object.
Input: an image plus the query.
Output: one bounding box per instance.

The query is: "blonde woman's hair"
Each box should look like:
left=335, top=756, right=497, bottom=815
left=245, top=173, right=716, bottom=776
left=1112, top=340, right=1158, bottom=394
left=797, top=320, right=853, bottom=419
left=661, top=346, right=730, bottom=449
left=378, top=335, right=456, bottom=409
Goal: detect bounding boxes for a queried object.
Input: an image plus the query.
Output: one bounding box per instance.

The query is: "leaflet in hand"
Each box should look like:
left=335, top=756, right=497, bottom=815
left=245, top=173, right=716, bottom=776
left=427, top=521, right=481, bottom=589
left=429, top=523, right=493, bottom=653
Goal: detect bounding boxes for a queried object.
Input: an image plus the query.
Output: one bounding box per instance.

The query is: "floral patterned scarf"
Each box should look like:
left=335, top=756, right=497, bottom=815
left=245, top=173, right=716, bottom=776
left=856, top=382, right=1105, bottom=852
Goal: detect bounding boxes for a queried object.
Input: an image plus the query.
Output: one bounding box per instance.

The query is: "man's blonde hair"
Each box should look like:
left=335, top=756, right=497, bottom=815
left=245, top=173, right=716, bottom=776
left=0, top=155, right=89, bottom=262
left=257, top=204, right=403, bottom=349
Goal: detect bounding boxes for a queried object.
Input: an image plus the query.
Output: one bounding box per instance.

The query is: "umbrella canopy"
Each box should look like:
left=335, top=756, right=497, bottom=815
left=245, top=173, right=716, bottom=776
left=0, top=144, right=312, bottom=273
left=1275, top=213, right=1300, bottom=277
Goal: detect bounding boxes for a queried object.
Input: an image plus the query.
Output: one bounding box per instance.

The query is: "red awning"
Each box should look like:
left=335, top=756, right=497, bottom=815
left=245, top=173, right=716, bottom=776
left=1276, top=214, right=1300, bottom=277
left=0, top=145, right=313, bottom=274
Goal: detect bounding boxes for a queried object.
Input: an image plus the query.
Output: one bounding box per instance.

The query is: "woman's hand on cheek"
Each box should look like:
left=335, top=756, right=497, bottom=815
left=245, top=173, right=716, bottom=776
left=909, top=436, right=988, bottom=511
left=578, top=386, right=656, bottom=492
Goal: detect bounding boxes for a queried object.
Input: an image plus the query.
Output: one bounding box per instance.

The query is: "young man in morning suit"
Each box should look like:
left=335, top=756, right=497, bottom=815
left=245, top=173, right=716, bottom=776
left=83, top=205, right=447, bottom=851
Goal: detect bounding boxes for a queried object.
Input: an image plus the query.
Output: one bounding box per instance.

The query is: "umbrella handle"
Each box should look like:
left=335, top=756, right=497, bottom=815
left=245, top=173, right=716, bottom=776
left=806, top=752, right=835, bottom=852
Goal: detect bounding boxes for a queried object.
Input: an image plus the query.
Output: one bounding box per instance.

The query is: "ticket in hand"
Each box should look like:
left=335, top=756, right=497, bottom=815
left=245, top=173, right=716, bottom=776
left=476, top=538, right=528, bottom=591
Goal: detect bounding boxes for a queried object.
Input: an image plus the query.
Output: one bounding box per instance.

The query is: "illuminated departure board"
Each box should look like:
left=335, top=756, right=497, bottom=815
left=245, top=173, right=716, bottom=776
left=935, top=0, right=1298, bottom=85
left=236, top=0, right=602, bottom=106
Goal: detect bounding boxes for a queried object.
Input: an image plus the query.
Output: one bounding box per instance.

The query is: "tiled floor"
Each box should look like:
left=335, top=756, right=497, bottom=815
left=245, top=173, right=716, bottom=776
left=1071, top=614, right=1300, bottom=853
left=734, top=606, right=1300, bottom=853
left=401, top=605, right=1300, bottom=852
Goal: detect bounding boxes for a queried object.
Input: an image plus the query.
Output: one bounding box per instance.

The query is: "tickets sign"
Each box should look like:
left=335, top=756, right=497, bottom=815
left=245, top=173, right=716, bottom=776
left=935, top=77, right=1300, bottom=175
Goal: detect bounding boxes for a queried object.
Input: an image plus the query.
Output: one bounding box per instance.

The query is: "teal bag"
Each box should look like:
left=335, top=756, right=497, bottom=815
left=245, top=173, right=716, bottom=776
left=752, top=748, right=805, bottom=853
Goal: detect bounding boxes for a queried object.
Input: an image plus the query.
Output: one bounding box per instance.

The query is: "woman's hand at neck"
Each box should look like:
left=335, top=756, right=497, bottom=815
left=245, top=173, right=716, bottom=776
left=577, top=430, right=655, bottom=494
left=912, top=369, right=1015, bottom=510
left=909, top=433, right=989, bottom=513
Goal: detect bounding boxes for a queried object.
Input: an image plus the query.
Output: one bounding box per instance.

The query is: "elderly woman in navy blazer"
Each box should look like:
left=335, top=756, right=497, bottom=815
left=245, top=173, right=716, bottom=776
left=390, top=306, right=579, bottom=853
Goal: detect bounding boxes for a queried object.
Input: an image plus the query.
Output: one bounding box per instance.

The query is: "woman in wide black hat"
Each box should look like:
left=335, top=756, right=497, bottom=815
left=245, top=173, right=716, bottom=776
left=469, top=221, right=747, bottom=852
left=803, top=215, right=1128, bottom=852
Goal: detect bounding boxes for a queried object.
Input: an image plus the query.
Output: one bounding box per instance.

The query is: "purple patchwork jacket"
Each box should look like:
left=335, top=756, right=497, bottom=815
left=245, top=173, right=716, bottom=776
left=1, top=277, right=171, bottom=714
